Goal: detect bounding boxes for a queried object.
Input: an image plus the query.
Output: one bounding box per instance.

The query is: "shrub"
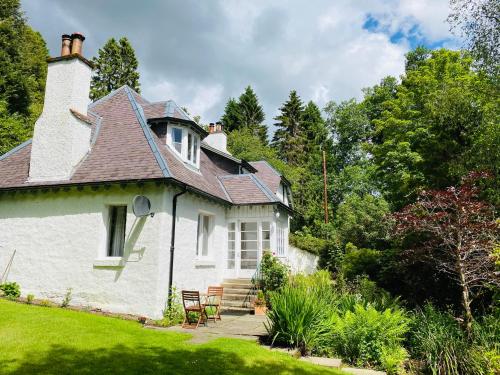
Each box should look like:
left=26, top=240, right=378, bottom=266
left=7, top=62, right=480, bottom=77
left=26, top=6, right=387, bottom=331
left=0, top=282, right=20, bottom=298
left=329, top=303, right=410, bottom=371
left=341, top=243, right=382, bottom=280
left=61, top=288, right=72, bottom=307
left=266, top=284, right=334, bottom=355
left=159, top=287, right=184, bottom=327
left=409, top=304, right=499, bottom=375
left=26, top=294, right=34, bottom=304
left=39, top=299, right=51, bottom=307
left=256, top=252, right=289, bottom=295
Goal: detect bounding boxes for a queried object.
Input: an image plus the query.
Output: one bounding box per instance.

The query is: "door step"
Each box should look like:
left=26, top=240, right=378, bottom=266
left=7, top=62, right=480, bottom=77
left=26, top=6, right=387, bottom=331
left=221, top=278, right=256, bottom=310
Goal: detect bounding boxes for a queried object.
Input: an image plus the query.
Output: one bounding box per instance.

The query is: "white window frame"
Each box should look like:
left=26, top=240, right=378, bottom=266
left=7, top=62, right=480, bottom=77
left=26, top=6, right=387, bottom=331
left=197, top=212, right=214, bottom=259
left=106, top=204, right=127, bottom=258
left=171, top=127, right=183, bottom=156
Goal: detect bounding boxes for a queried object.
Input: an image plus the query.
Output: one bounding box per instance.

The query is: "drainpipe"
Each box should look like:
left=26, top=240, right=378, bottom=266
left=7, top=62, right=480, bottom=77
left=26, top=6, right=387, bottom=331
left=167, top=185, right=187, bottom=307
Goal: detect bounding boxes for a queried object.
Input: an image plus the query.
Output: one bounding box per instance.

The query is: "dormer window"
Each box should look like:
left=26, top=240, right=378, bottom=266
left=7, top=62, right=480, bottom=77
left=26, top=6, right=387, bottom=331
left=167, top=124, right=200, bottom=168
left=172, top=128, right=183, bottom=154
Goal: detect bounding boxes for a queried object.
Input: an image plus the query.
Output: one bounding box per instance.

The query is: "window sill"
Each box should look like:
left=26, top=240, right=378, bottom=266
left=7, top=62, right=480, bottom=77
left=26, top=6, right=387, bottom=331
left=194, top=260, right=216, bottom=269
left=93, top=257, right=125, bottom=267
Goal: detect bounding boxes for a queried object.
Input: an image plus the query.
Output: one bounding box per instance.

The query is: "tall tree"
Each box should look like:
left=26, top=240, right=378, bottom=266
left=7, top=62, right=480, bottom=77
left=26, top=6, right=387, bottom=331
left=369, top=49, right=497, bottom=208
left=272, top=90, right=305, bottom=166
left=301, top=101, right=331, bottom=170
left=221, top=86, right=268, bottom=143
left=448, top=0, right=500, bottom=75
left=90, top=37, right=140, bottom=100
left=0, top=0, right=48, bottom=155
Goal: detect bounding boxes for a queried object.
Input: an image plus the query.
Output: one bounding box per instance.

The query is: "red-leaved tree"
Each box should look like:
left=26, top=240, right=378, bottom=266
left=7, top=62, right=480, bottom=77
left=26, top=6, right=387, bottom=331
left=393, top=172, right=499, bottom=334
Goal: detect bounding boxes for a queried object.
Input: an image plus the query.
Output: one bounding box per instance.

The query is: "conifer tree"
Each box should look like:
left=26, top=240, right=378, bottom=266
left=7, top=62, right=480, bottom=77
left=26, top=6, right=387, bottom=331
left=220, top=86, right=268, bottom=143
left=90, top=37, right=140, bottom=100
left=272, top=90, right=305, bottom=166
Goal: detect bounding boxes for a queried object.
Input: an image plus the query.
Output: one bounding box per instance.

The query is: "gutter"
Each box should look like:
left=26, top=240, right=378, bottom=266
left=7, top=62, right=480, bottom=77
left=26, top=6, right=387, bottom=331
left=167, top=185, right=187, bottom=307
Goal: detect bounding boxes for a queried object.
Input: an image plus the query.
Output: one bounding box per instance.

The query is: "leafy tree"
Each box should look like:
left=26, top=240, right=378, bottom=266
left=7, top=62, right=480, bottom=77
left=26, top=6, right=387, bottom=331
left=90, top=37, right=140, bottom=100
left=393, top=173, right=499, bottom=334
left=336, top=193, right=390, bottom=249
left=369, top=49, right=496, bottom=208
left=301, top=101, right=332, bottom=171
left=221, top=86, right=268, bottom=143
left=324, top=99, right=370, bottom=172
left=0, top=0, right=48, bottom=155
left=448, top=0, right=500, bottom=75
left=272, top=90, right=305, bottom=166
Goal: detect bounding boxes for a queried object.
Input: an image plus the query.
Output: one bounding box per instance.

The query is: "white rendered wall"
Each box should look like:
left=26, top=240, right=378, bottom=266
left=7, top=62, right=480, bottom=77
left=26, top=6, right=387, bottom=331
left=287, top=245, right=318, bottom=275
left=0, top=185, right=168, bottom=318
left=29, top=58, right=92, bottom=181
left=203, top=132, right=229, bottom=154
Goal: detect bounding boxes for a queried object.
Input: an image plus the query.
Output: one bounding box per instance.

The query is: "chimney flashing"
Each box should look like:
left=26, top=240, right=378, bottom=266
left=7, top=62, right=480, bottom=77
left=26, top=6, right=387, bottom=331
left=47, top=53, right=94, bottom=69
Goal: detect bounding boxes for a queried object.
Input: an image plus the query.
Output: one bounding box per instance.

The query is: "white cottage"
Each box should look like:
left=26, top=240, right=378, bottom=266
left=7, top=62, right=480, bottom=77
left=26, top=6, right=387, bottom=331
left=0, top=33, right=316, bottom=318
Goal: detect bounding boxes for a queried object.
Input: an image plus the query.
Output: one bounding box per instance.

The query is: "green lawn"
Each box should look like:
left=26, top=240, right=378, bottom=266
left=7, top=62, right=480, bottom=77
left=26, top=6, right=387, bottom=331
left=0, top=299, right=341, bottom=374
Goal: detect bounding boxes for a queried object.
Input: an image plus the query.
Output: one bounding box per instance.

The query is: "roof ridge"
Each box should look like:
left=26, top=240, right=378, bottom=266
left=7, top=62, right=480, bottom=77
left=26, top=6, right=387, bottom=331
left=124, top=87, right=172, bottom=178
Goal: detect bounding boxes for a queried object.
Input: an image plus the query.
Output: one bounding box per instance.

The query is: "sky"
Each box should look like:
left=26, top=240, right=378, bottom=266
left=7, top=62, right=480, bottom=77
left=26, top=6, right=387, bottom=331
left=22, top=0, right=459, bottom=129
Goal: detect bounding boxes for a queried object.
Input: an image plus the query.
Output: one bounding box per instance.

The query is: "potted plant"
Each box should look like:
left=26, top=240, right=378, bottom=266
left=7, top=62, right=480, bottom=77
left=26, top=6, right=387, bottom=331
left=253, top=290, right=267, bottom=315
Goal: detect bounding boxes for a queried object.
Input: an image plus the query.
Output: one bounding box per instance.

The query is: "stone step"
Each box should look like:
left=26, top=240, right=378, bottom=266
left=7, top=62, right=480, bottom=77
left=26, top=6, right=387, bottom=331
left=223, top=288, right=256, bottom=295
left=221, top=306, right=254, bottom=313
left=223, top=278, right=252, bottom=284
left=222, top=299, right=254, bottom=308
left=222, top=283, right=254, bottom=290
left=222, top=293, right=255, bottom=302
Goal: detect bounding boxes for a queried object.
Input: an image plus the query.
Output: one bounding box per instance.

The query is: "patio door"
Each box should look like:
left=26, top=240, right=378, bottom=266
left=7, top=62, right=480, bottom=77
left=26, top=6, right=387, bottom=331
left=226, top=221, right=271, bottom=279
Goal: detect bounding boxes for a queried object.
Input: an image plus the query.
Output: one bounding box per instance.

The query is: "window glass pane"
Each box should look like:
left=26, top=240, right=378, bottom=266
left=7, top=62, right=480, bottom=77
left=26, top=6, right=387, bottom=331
left=172, top=128, right=182, bottom=154
left=202, top=215, right=210, bottom=256
left=262, top=240, right=270, bottom=250
left=229, top=222, right=235, bottom=231
left=241, top=222, right=257, bottom=231
left=193, top=137, right=198, bottom=164
left=241, top=240, right=257, bottom=250
left=241, top=231, right=257, bottom=241
left=262, top=222, right=270, bottom=231
left=187, top=134, right=192, bottom=160
left=107, top=206, right=127, bottom=257
left=228, top=232, right=235, bottom=241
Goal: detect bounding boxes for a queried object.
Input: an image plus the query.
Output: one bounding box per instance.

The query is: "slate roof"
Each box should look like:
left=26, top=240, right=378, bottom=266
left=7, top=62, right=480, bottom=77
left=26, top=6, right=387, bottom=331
left=0, top=86, right=285, bottom=207
left=249, top=160, right=284, bottom=194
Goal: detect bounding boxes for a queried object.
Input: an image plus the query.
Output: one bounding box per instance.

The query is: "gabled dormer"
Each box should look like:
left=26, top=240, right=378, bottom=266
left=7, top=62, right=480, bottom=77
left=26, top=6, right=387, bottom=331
left=145, top=100, right=207, bottom=169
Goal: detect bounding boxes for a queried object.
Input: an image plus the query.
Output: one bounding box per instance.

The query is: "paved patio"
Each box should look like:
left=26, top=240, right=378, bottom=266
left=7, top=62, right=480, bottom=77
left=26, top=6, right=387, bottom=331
left=161, top=311, right=268, bottom=344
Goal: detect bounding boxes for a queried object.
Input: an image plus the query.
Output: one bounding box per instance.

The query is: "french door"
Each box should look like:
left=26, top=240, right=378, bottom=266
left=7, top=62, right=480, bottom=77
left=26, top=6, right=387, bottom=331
left=226, top=220, right=271, bottom=278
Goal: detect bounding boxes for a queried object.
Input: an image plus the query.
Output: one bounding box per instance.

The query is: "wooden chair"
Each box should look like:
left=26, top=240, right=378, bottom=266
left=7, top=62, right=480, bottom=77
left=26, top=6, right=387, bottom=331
left=205, top=286, right=224, bottom=322
left=181, top=290, right=207, bottom=329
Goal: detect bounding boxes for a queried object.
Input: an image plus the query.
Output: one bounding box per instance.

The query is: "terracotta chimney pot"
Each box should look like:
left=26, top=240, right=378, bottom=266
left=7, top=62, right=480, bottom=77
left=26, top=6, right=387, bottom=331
left=70, top=32, right=85, bottom=55
left=209, top=123, right=215, bottom=133
left=215, top=121, right=223, bottom=132
left=61, top=34, right=72, bottom=56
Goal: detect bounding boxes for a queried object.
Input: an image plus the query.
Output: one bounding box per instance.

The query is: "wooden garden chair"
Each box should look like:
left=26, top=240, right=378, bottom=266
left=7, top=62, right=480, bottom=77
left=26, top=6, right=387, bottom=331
left=181, top=290, right=207, bottom=329
left=205, top=286, right=224, bottom=322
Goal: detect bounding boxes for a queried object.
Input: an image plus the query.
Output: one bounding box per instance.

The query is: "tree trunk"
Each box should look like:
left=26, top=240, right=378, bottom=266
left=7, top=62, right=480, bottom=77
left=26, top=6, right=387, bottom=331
left=458, top=260, right=473, bottom=337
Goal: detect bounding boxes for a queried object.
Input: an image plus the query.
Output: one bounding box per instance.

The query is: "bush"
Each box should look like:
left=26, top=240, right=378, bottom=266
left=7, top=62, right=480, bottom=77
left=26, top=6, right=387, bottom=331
left=409, top=304, right=499, bottom=375
left=256, top=252, right=289, bottom=295
left=329, top=303, right=410, bottom=371
left=0, top=282, right=20, bottom=299
left=158, top=287, right=184, bottom=327
left=266, top=283, right=334, bottom=355
left=61, top=288, right=72, bottom=307
left=341, top=243, right=382, bottom=280
left=26, top=294, right=34, bottom=304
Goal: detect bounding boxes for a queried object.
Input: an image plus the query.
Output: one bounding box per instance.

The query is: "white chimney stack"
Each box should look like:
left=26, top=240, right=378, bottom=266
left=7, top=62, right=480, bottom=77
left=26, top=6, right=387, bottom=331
left=29, top=33, right=93, bottom=182
left=204, top=121, right=230, bottom=154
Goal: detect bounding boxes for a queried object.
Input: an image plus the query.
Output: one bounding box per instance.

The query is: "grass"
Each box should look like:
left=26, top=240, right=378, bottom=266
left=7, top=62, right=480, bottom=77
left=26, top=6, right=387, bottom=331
left=0, top=299, right=342, bottom=374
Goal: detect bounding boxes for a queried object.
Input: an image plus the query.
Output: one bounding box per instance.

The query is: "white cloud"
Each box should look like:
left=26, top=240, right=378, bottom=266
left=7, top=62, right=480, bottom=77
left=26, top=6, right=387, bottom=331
left=22, top=0, right=456, bottom=133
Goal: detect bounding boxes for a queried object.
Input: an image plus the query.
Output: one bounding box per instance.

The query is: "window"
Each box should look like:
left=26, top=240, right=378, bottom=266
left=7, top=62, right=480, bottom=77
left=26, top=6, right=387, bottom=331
left=107, top=206, right=127, bottom=257
left=261, top=221, right=271, bottom=251
left=193, top=136, right=198, bottom=164
left=240, top=222, right=258, bottom=269
left=197, top=214, right=212, bottom=257
left=187, top=133, right=192, bottom=161
left=276, top=221, right=285, bottom=256
left=172, top=128, right=183, bottom=154
left=227, top=222, right=236, bottom=269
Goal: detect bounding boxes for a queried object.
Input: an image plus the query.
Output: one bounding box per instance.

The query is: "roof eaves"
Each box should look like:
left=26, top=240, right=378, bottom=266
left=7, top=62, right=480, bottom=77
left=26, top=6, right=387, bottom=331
left=125, top=87, right=172, bottom=178
left=0, top=139, right=32, bottom=161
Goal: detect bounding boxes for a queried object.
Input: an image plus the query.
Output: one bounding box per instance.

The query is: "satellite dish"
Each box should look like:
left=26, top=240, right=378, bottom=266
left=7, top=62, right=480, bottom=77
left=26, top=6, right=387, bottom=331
left=132, top=195, right=152, bottom=217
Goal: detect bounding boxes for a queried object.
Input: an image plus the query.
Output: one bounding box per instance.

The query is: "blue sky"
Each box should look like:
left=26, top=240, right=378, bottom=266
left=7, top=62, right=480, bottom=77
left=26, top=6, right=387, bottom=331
left=23, top=1, right=459, bottom=127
